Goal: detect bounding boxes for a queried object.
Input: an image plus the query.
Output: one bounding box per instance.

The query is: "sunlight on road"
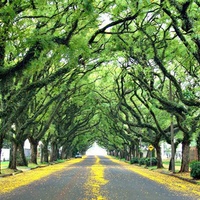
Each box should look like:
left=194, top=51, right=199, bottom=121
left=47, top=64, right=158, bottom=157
left=86, top=142, right=107, bottom=156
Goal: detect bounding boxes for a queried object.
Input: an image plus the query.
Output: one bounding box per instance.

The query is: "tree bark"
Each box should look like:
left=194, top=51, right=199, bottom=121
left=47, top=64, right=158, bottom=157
left=154, top=144, right=163, bottom=168
left=61, top=144, right=68, bottom=159
left=41, top=137, right=50, bottom=163
left=43, top=144, right=49, bottom=163
left=168, top=139, right=181, bottom=171
left=50, top=142, right=58, bottom=162
left=131, top=143, right=135, bottom=158
left=64, top=148, right=72, bottom=159
left=120, top=150, right=124, bottom=159
left=29, top=138, right=38, bottom=164
left=8, top=142, right=18, bottom=170
left=196, top=133, right=200, bottom=161
left=136, top=144, right=140, bottom=158
left=41, top=139, right=49, bottom=163
left=17, top=142, right=28, bottom=166
left=180, top=137, right=190, bottom=172
left=0, top=145, right=2, bottom=174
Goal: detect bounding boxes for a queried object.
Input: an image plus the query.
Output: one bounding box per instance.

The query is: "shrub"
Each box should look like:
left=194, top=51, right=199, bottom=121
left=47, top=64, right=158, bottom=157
left=130, top=157, right=139, bottom=164
left=190, top=161, right=200, bottom=179
left=145, top=157, right=157, bottom=167
left=138, top=158, right=146, bottom=165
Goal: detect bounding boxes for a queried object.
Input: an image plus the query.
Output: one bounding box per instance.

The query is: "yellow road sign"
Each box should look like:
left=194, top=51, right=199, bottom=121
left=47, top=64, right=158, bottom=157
left=148, top=145, right=154, bottom=151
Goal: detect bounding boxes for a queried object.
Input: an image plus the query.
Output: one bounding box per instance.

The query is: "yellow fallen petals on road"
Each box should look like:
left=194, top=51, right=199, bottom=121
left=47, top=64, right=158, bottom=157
left=0, top=158, right=84, bottom=194
left=84, top=156, right=108, bottom=200
left=108, top=156, right=200, bottom=197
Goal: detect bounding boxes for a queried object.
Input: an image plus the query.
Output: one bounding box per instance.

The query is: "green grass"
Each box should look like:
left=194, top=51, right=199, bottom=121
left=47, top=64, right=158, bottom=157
left=56, top=159, right=65, bottom=163
left=162, top=160, right=181, bottom=166
left=28, top=163, right=39, bottom=168
left=0, top=161, right=9, bottom=169
left=0, top=159, right=68, bottom=176
left=0, top=159, right=66, bottom=171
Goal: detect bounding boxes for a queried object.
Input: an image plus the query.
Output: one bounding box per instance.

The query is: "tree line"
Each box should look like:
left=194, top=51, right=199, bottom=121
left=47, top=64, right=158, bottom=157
left=0, top=0, right=199, bottom=173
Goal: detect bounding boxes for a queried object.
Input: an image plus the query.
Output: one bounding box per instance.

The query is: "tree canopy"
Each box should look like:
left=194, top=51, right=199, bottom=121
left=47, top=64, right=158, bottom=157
left=0, top=0, right=200, bottom=172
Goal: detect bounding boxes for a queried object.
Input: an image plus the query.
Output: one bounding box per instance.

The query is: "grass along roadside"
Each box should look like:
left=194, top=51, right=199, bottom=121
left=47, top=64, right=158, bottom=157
left=0, top=159, right=67, bottom=176
left=108, top=156, right=200, bottom=198
left=0, top=157, right=85, bottom=194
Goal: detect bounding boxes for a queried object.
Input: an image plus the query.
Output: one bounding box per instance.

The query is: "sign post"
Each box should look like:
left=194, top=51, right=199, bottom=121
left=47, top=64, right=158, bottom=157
left=148, top=145, right=154, bottom=151
left=169, top=79, right=175, bottom=173
left=148, top=145, right=154, bottom=167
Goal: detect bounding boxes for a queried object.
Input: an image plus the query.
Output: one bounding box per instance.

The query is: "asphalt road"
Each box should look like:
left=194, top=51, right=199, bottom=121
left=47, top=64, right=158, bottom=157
left=0, top=156, right=199, bottom=200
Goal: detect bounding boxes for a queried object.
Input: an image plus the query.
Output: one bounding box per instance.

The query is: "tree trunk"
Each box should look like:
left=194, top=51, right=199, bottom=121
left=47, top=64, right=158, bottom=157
left=154, top=144, right=163, bottom=168
left=123, top=145, right=129, bottom=161
left=116, top=150, right=119, bottom=157
left=64, top=148, right=72, bottom=159
left=131, top=143, right=135, bottom=158
left=168, top=158, right=172, bottom=171
left=0, top=147, right=1, bottom=174
left=120, top=150, right=124, bottom=159
left=50, top=142, right=57, bottom=162
left=136, top=144, right=140, bottom=158
left=43, top=145, right=49, bottom=163
left=196, top=133, right=200, bottom=161
left=17, top=142, right=28, bottom=166
left=61, top=144, right=68, bottom=159
left=68, top=149, right=73, bottom=158
left=40, top=145, right=44, bottom=163
left=61, top=149, right=66, bottom=159
left=29, top=139, right=38, bottom=164
left=129, top=145, right=132, bottom=160
left=180, top=138, right=190, bottom=172
left=0, top=138, right=3, bottom=174
left=8, top=142, right=18, bottom=170
left=57, top=148, right=60, bottom=160
left=41, top=137, right=50, bottom=163
left=168, top=140, right=180, bottom=171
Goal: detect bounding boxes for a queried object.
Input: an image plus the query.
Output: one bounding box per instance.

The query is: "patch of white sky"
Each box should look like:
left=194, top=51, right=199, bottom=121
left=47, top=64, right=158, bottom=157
left=98, top=13, right=112, bottom=30
left=86, top=142, right=107, bottom=155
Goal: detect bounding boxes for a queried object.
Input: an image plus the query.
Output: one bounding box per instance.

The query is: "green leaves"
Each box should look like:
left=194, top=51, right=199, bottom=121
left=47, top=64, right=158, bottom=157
left=0, top=0, right=200, bottom=172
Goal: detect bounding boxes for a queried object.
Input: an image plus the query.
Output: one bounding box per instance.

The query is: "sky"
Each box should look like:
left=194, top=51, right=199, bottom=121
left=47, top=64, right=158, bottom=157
left=86, top=142, right=107, bottom=155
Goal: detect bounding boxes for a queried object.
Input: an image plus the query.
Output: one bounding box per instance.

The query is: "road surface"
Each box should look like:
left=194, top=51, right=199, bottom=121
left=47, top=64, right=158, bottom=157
left=0, top=156, right=199, bottom=200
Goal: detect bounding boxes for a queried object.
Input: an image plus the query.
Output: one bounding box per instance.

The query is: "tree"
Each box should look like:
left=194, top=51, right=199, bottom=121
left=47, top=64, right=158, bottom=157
left=1, top=0, right=199, bottom=174
left=0, top=0, right=106, bottom=166
left=88, top=0, right=200, bottom=172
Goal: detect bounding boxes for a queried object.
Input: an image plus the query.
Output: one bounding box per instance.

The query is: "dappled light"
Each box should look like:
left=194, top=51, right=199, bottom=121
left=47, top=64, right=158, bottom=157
left=86, top=142, right=107, bottom=156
